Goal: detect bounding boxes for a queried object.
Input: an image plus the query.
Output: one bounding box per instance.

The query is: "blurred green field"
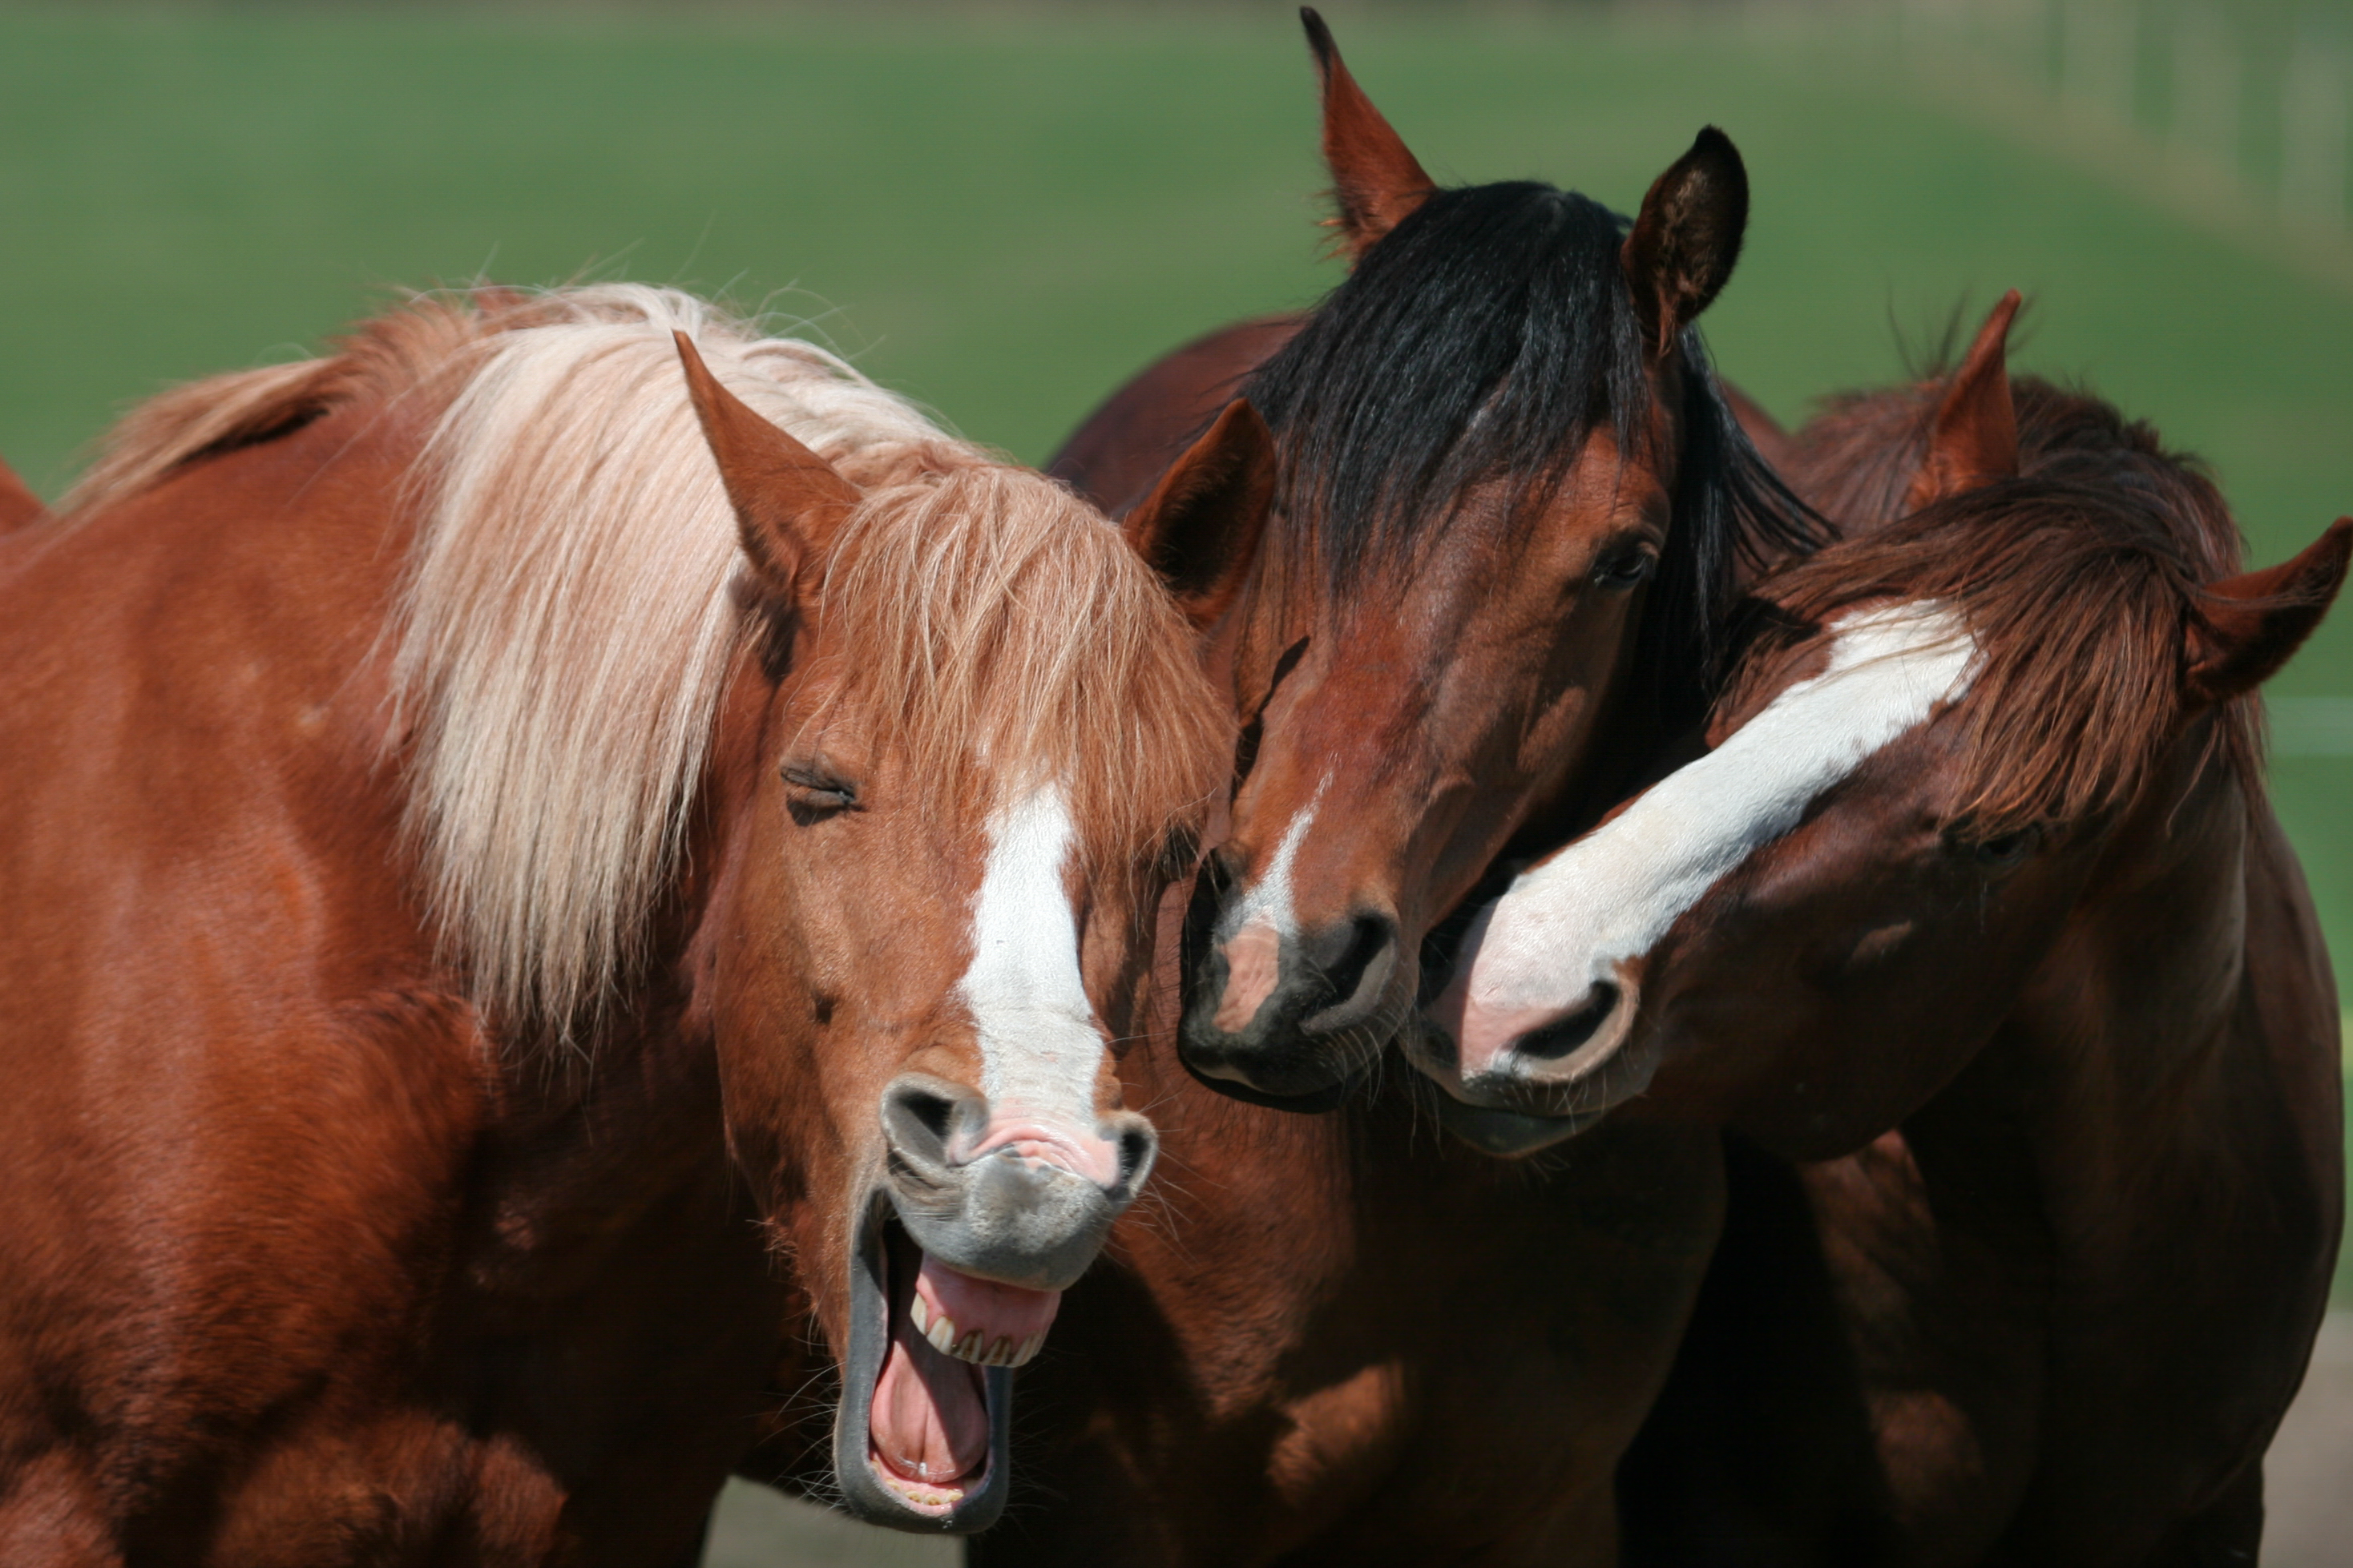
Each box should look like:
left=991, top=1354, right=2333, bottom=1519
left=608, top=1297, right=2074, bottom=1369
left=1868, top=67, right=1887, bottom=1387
left=0, top=0, right=2344, bottom=1238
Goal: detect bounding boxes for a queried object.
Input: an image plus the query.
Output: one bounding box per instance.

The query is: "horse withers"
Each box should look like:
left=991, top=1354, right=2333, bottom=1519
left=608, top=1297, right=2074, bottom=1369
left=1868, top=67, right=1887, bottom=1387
left=0, top=285, right=1250, bottom=1558
left=1423, top=298, right=2347, bottom=1562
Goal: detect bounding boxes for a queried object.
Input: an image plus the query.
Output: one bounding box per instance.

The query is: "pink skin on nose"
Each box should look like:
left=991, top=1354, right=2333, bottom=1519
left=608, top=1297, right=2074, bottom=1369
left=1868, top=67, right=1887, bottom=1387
left=1427, top=969, right=1560, bottom=1082
left=1212, top=920, right=1284, bottom=1034
left=963, top=1117, right=1124, bottom=1190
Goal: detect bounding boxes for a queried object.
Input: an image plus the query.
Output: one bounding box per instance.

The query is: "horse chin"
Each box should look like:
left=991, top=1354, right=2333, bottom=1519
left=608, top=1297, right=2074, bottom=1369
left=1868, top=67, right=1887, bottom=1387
left=1178, top=1052, right=1360, bottom=1113
left=833, top=1195, right=1015, bottom=1533
left=1431, top=1094, right=1608, bottom=1156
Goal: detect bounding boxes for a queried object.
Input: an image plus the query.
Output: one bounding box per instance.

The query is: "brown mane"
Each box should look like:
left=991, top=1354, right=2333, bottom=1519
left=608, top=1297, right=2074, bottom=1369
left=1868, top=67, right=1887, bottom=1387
left=1747, top=378, right=2255, bottom=834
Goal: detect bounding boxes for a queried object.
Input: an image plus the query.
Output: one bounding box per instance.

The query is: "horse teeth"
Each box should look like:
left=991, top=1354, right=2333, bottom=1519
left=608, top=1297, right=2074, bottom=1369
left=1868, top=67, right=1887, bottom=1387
left=909, top=1296, right=931, bottom=1336
left=956, top=1329, right=984, bottom=1360
left=1011, top=1333, right=1043, bottom=1367
left=926, top=1313, right=957, bottom=1354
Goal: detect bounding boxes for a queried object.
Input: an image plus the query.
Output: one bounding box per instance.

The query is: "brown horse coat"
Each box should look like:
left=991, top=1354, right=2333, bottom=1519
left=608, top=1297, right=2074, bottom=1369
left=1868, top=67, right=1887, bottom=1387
left=1431, top=302, right=2347, bottom=1565
left=0, top=285, right=1240, bottom=1559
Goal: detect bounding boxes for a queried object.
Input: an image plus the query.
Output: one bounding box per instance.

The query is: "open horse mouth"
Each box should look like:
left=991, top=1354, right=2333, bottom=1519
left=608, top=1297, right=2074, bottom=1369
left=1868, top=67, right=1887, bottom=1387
left=837, top=1199, right=1059, bottom=1530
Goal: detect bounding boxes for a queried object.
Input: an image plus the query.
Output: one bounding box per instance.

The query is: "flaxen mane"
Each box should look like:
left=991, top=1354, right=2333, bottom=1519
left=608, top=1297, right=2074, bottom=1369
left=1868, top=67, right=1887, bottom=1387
left=67, top=285, right=1232, bottom=1037
left=1748, top=378, right=2255, bottom=835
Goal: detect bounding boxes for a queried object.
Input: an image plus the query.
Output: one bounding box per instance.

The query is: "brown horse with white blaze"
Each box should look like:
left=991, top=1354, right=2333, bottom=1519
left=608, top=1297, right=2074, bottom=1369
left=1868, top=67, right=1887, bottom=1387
left=1052, top=10, right=1810, bottom=1106
left=1425, top=299, right=2347, bottom=1562
left=0, top=284, right=1246, bottom=1557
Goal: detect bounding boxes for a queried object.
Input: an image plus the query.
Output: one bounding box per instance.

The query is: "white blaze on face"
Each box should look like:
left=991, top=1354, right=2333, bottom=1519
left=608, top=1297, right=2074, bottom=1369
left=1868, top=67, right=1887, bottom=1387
left=1210, top=772, right=1328, bottom=1033
left=959, top=781, right=1112, bottom=1176
left=1456, top=603, right=1979, bottom=1027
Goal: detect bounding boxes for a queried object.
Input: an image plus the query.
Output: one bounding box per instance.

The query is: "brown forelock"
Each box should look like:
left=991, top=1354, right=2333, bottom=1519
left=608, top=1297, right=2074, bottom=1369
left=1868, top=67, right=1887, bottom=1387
left=805, top=448, right=1233, bottom=880
left=1736, top=384, right=2254, bottom=836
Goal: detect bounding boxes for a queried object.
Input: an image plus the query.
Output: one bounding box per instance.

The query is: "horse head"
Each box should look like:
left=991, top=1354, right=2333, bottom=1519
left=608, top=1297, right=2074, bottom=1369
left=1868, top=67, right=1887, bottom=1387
left=1421, top=301, right=2350, bottom=1156
left=1172, top=10, right=1790, bottom=1107
left=675, top=337, right=1241, bottom=1528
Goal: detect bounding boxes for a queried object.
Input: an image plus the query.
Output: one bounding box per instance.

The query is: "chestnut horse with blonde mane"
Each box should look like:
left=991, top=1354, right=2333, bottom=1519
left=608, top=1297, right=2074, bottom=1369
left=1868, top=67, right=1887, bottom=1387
left=1426, top=296, right=2347, bottom=1563
left=0, top=284, right=1256, bottom=1559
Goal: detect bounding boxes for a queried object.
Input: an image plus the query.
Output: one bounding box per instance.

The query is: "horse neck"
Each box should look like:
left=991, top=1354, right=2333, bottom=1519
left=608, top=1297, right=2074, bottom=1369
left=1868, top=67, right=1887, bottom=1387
left=1966, top=733, right=2335, bottom=1288
left=2024, top=740, right=2251, bottom=1082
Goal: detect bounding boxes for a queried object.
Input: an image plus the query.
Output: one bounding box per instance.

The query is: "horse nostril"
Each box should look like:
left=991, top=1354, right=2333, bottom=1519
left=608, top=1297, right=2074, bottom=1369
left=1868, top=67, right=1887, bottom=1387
left=1112, top=1122, right=1159, bottom=1193
left=879, top=1074, right=987, bottom=1187
left=1513, top=982, right=1621, bottom=1062
left=898, top=1087, right=956, bottom=1143
left=1316, top=912, right=1396, bottom=1012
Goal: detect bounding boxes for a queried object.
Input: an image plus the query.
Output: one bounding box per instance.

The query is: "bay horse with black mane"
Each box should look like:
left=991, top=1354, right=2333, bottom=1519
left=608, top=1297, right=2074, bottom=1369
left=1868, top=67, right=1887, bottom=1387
left=0, top=284, right=1257, bottom=1558
left=1053, top=10, right=1814, bottom=1108
left=1425, top=296, right=2347, bottom=1563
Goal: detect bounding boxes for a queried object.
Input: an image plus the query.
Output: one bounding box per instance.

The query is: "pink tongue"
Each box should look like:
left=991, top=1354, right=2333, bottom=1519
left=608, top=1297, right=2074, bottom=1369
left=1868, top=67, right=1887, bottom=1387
left=870, top=1304, right=988, bottom=1487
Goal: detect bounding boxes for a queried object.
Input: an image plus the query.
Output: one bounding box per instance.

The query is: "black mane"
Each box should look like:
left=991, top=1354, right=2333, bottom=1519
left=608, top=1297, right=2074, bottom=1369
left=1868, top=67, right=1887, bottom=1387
left=1243, top=178, right=1822, bottom=726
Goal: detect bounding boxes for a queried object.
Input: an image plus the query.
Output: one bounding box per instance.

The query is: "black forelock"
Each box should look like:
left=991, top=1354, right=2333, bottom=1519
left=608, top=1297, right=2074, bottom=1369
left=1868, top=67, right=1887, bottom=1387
left=1245, top=182, right=1647, bottom=586
left=1243, top=176, right=1824, bottom=728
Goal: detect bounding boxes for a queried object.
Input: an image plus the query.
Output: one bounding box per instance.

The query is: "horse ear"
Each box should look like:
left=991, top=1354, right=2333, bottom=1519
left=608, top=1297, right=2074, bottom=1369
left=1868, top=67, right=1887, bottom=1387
left=0, top=455, right=42, bottom=532
left=675, top=331, right=860, bottom=599
left=1906, top=290, right=2024, bottom=511
left=2184, top=519, right=2353, bottom=704
left=1122, top=400, right=1276, bottom=633
left=1302, top=8, right=1435, bottom=260
left=1621, top=127, right=1748, bottom=353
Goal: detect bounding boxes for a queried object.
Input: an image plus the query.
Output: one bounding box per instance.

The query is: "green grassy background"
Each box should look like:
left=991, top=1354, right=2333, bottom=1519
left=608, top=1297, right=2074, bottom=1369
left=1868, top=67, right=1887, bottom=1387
left=1, top=3, right=2345, bottom=1230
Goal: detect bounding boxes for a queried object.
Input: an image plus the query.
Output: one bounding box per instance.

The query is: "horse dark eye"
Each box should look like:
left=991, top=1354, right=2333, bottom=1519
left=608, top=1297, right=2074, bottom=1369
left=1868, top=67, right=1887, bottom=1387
left=781, top=763, right=857, bottom=816
left=1970, top=826, right=2040, bottom=870
left=1593, top=548, right=1658, bottom=591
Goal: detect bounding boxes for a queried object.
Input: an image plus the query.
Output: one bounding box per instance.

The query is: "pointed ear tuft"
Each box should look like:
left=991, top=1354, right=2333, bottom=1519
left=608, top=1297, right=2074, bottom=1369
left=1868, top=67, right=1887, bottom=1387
left=1621, top=126, right=1748, bottom=353
left=2185, top=518, right=2352, bottom=705
left=1123, top=400, right=1277, bottom=633
left=1302, top=7, right=1435, bottom=260
left=1906, top=290, right=2024, bottom=511
left=675, top=331, right=861, bottom=601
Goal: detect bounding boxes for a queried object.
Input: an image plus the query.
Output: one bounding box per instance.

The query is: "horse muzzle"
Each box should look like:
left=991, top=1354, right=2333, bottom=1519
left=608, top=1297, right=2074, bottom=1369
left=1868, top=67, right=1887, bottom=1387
left=833, top=1073, right=1156, bottom=1531
left=1406, top=967, right=1657, bottom=1156
left=1176, top=879, right=1400, bottom=1106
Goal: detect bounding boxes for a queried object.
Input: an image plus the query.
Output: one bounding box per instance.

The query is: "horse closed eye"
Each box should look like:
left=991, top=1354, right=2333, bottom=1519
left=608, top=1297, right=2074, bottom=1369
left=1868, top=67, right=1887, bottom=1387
left=1964, top=825, right=2040, bottom=872
left=1592, top=548, right=1658, bottom=591
left=781, top=764, right=857, bottom=816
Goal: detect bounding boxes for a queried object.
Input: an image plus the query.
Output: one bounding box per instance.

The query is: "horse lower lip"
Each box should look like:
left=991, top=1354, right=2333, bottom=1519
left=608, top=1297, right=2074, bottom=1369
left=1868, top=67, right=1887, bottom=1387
left=1433, top=1094, right=1604, bottom=1156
